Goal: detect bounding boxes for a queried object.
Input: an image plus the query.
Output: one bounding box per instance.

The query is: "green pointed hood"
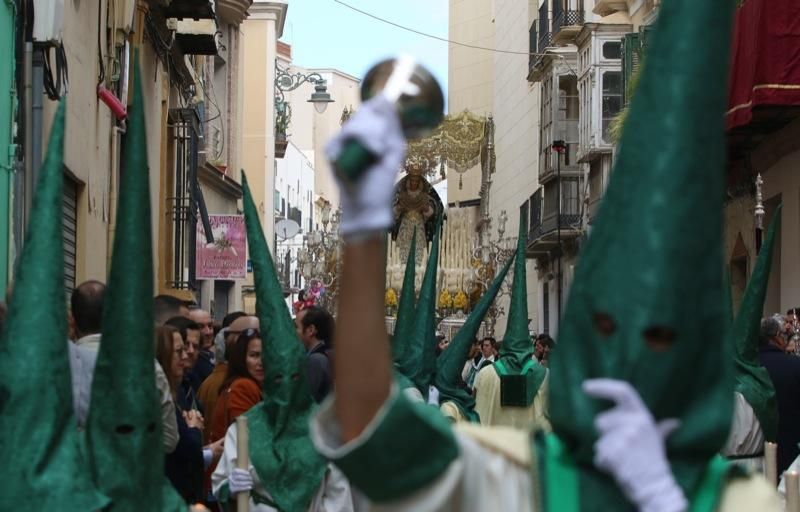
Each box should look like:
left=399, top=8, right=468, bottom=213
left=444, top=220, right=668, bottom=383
left=435, top=254, right=514, bottom=422
left=498, top=209, right=535, bottom=370
left=405, top=214, right=442, bottom=397
left=723, top=269, right=734, bottom=328
left=494, top=209, right=547, bottom=407
left=548, top=0, right=735, bottom=505
left=0, top=102, right=108, bottom=510
left=391, top=227, right=418, bottom=386
left=241, top=172, right=326, bottom=512
left=732, top=208, right=780, bottom=442
left=84, top=57, right=186, bottom=511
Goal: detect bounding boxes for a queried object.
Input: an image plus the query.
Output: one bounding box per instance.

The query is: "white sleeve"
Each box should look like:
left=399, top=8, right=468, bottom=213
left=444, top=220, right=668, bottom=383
left=212, top=422, right=276, bottom=511
left=310, top=387, right=536, bottom=512
left=461, top=361, right=472, bottom=383
left=155, top=361, right=179, bottom=453
left=211, top=425, right=236, bottom=498
left=68, top=342, right=97, bottom=429
left=313, top=464, right=356, bottom=512
left=721, top=392, right=765, bottom=457
left=368, top=432, right=534, bottom=512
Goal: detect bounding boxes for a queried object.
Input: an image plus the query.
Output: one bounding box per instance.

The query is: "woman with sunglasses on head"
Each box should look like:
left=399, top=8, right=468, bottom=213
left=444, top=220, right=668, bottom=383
left=156, top=326, right=224, bottom=503
left=208, top=328, right=264, bottom=444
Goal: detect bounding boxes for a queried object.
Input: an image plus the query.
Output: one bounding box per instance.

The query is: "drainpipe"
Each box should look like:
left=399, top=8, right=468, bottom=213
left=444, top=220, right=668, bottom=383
left=22, top=41, right=31, bottom=226
left=30, top=46, right=43, bottom=211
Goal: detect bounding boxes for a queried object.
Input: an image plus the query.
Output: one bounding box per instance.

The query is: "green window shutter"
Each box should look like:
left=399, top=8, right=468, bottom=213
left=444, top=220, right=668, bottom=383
left=622, top=33, right=641, bottom=106
left=639, top=24, right=654, bottom=51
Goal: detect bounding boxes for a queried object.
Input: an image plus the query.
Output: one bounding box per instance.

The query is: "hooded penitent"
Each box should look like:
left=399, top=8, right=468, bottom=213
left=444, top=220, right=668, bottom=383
left=241, top=172, right=327, bottom=511
left=0, top=103, right=109, bottom=510
left=732, top=209, right=780, bottom=442
left=547, top=0, right=735, bottom=507
left=84, top=56, right=186, bottom=511
left=392, top=228, right=418, bottom=391
left=494, top=209, right=547, bottom=407
left=435, top=253, right=514, bottom=422
left=403, top=214, right=443, bottom=399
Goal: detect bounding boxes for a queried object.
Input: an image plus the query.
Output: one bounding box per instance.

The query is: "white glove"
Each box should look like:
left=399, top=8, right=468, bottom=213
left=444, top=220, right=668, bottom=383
left=325, top=95, right=406, bottom=238
left=228, top=468, right=253, bottom=495
left=582, top=379, right=687, bottom=512
left=427, top=385, right=441, bottom=406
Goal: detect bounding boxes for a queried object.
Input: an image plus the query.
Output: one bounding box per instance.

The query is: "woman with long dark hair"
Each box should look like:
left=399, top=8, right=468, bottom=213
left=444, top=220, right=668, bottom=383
left=156, top=326, right=222, bottom=503
left=208, top=328, right=264, bottom=443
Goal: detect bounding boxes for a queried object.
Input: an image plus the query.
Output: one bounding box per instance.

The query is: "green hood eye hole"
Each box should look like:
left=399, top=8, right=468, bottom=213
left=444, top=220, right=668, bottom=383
left=115, top=425, right=135, bottom=435
left=643, top=326, right=676, bottom=352
left=273, top=375, right=284, bottom=385
left=593, top=313, right=617, bottom=337
left=291, top=373, right=300, bottom=382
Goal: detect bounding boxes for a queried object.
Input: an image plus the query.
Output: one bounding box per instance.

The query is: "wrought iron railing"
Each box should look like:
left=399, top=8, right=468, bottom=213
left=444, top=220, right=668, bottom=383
left=538, top=31, right=552, bottom=55
left=529, top=213, right=582, bottom=242
left=528, top=189, right=543, bottom=241
left=529, top=23, right=538, bottom=70
left=553, top=9, right=585, bottom=34
left=168, top=108, right=202, bottom=291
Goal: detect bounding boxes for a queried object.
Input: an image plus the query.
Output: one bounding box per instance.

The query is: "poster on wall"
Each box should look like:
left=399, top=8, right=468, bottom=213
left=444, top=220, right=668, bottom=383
left=196, top=214, right=247, bottom=280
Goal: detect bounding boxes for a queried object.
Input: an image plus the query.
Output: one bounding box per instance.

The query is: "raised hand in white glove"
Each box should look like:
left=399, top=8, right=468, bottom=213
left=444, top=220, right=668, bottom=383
left=583, top=379, right=687, bottom=512
left=427, top=385, right=441, bottom=406
left=325, top=95, right=406, bottom=238
left=228, top=468, right=253, bottom=495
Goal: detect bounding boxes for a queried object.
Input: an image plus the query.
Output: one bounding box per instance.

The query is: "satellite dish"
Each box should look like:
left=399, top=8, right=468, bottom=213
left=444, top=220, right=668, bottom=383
left=276, top=219, right=301, bottom=241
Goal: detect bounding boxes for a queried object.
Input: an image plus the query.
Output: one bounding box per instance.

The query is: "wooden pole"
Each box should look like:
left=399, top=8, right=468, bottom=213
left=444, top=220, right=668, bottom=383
left=765, top=442, right=778, bottom=486
left=786, top=471, right=800, bottom=512
left=236, top=416, right=249, bottom=511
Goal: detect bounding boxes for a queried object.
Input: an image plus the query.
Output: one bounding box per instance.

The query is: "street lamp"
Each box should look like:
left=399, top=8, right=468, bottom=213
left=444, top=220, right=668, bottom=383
left=472, top=209, right=516, bottom=336
left=275, top=63, right=335, bottom=114
left=298, top=206, right=343, bottom=311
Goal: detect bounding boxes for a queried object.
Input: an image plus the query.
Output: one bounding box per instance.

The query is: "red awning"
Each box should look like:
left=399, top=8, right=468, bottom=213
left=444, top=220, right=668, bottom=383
left=727, top=0, right=800, bottom=131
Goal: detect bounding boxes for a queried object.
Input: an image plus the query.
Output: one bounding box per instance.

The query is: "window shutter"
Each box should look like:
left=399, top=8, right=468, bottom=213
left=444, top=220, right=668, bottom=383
left=622, top=33, right=641, bottom=106
left=62, top=173, right=78, bottom=296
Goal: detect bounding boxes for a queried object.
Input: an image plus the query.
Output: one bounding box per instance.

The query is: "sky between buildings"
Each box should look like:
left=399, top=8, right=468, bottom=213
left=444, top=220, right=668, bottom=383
left=281, top=0, right=449, bottom=111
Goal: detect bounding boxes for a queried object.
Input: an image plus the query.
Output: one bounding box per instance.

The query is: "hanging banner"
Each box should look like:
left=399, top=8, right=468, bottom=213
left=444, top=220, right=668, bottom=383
left=727, top=0, right=800, bottom=130
left=196, top=214, right=247, bottom=280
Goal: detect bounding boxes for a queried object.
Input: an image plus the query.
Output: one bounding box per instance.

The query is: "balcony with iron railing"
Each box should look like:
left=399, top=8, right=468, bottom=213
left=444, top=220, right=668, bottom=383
left=528, top=2, right=553, bottom=82
left=160, top=0, right=219, bottom=55
left=539, top=140, right=580, bottom=184
left=552, top=3, right=585, bottom=45
left=524, top=189, right=583, bottom=258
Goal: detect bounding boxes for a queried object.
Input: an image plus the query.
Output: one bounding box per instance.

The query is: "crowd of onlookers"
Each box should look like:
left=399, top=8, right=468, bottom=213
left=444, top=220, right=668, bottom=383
left=759, top=310, right=800, bottom=476
left=439, top=332, right=554, bottom=393
left=0, top=281, right=335, bottom=509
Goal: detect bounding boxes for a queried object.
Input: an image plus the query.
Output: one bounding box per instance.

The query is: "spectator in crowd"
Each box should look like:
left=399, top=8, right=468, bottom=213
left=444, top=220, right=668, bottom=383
left=198, top=313, right=254, bottom=442
left=69, top=280, right=104, bottom=348
left=534, top=334, right=555, bottom=366
left=66, top=281, right=179, bottom=451
left=295, top=306, right=335, bottom=402
left=166, top=316, right=204, bottom=406
left=208, top=328, right=264, bottom=443
left=66, top=281, right=105, bottom=428
left=759, top=314, right=800, bottom=474
left=154, top=294, right=190, bottom=326
left=461, top=337, right=496, bottom=391
left=189, top=308, right=215, bottom=351
left=156, top=325, right=222, bottom=504
left=435, top=334, right=449, bottom=357
left=188, top=308, right=216, bottom=384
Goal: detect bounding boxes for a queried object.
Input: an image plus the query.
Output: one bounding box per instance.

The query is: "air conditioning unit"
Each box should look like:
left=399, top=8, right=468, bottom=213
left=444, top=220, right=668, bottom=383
left=114, top=0, right=138, bottom=35
left=32, top=0, right=65, bottom=44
